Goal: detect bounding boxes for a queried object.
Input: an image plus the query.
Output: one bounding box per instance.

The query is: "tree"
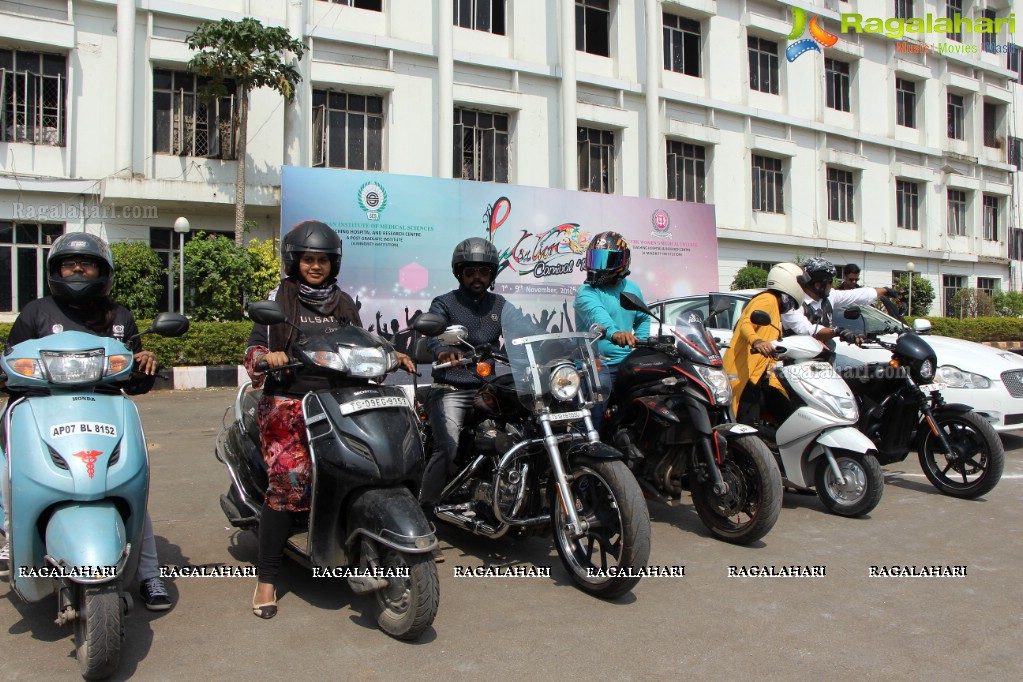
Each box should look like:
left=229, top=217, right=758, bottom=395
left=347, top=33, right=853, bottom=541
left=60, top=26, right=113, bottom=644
left=110, top=241, right=164, bottom=319
left=245, top=237, right=281, bottom=303
left=992, top=290, right=1023, bottom=317
left=179, top=231, right=253, bottom=321
left=731, top=265, right=769, bottom=290
left=949, top=288, right=995, bottom=319
left=187, top=18, right=305, bottom=245
left=892, top=272, right=935, bottom=317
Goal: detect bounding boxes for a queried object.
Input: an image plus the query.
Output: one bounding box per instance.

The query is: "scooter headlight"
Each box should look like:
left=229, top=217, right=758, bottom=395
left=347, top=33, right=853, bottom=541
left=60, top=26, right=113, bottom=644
left=695, top=366, right=733, bottom=406
left=788, top=368, right=858, bottom=421
left=39, top=349, right=106, bottom=384
left=549, top=364, right=581, bottom=402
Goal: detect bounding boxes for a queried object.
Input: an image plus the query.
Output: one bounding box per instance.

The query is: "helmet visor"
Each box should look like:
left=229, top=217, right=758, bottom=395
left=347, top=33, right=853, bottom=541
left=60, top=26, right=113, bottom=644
left=586, top=249, right=627, bottom=272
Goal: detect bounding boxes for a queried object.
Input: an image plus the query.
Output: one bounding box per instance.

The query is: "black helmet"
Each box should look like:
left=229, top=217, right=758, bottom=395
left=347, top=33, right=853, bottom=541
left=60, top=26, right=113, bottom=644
left=46, top=232, right=114, bottom=303
left=798, top=257, right=837, bottom=287
left=451, top=237, right=499, bottom=279
left=282, top=220, right=343, bottom=278
left=584, top=231, right=631, bottom=287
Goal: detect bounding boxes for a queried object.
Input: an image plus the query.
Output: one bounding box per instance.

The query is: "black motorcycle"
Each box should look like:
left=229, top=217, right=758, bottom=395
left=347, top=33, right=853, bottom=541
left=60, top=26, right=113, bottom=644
left=841, top=303, right=1004, bottom=499
left=412, top=305, right=651, bottom=599
left=605, top=293, right=782, bottom=544
left=215, top=301, right=439, bottom=640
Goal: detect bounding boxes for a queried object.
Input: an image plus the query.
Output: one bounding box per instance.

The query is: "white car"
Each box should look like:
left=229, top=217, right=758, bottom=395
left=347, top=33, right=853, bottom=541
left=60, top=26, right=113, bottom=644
left=649, top=290, right=1023, bottom=433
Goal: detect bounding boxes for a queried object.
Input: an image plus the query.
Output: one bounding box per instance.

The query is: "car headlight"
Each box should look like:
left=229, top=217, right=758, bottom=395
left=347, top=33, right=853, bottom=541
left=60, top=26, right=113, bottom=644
left=694, top=365, right=732, bottom=405
left=39, top=350, right=107, bottom=384
left=935, top=365, right=991, bottom=389
left=304, top=346, right=395, bottom=378
left=549, top=364, right=581, bottom=402
left=790, top=373, right=858, bottom=421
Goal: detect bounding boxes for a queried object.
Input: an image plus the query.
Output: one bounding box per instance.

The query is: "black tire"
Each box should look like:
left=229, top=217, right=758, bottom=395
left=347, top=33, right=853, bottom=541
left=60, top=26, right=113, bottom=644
left=814, top=451, right=884, bottom=517
left=361, top=539, right=439, bottom=641
left=918, top=410, right=1004, bottom=499
left=73, top=583, right=123, bottom=680
left=550, top=457, right=651, bottom=599
left=691, top=435, right=782, bottom=545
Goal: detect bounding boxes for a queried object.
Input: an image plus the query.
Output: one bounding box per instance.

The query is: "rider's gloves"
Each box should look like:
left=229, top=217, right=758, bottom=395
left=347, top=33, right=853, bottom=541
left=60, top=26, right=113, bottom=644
left=834, top=327, right=859, bottom=345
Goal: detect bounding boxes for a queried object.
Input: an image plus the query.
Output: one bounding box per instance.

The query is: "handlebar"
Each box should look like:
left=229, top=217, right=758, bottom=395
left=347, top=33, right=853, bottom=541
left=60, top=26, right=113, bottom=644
left=255, top=358, right=304, bottom=373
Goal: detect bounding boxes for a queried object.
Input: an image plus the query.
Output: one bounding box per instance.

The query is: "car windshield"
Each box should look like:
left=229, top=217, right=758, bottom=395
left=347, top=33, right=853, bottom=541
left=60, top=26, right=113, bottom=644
left=837, top=304, right=906, bottom=336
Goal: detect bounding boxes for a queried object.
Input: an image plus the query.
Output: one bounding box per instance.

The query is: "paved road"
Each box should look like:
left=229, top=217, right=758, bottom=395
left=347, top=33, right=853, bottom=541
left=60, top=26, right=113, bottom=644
left=2, top=387, right=1022, bottom=681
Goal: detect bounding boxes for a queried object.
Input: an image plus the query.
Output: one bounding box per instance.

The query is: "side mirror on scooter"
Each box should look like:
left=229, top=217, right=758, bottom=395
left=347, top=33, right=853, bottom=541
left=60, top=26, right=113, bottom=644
left=143, top=312, right=190, bottom=338
left=247, top=300, right=307, bottom=345
left=842, top=307, right=862, bottom=320
left=750, top=310, right=773, bottom=327
left=588, top=323, right=607, bottom=340
left=409, top=312, right=449, bottom=337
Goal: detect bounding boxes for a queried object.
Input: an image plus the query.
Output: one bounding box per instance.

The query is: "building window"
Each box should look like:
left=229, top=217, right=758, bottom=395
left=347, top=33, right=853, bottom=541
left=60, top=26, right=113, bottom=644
left=825, top=59, right=850, bottom=112
left=947, top=93, right=965, bottom=140
left=312, top=90, right=383, bottom=170
left=663, top=13, right=700, bottom=77
left=1011, top=228, right=1023, bottom=260
left=1008, top=45, right=1023, bottom=83
left=576, top=0, right=610, bottom=57
left=896, top=78, right=916, bottom=128
left=947, top=189, right=967, bottom=237
left=748, top=260, right=776, bottom=272
left=946, top=0, right=963, bottom=42
left=982, top=10, right=998, bottom=53
left=1009, top=136, right=1023, bottom=169
left=983, top=101, right=1000, bottom=148
left=982, top=194, right=999, bottom=241
left=153, top=69, right=237, bottom=159
left=0, top=221, right=64, bottom=312
left=150, top=227, right=232, bottom=313
left=454, top=109, right=509, bottom=183
left=320, top=0, right=382, bottom=9
left=751, top=155, right=784, bottom=213
left=896, top=180, right=919, bottom=231
left=748, top=37, right=779, bottom=95
left=827, top=168, right=855, bottom=222
left=895, top=0, right=914, bottom=20
left=0, top=48, right=66, bottom=146
left=666, top=141, right=706, bottom=203
left=943, top=274, right=966, bottom=316
left=578, top=126, right=614, bottom=193
left=977, top=277, right=999, bottom=298
left=455, top=0, right=505, bottom=35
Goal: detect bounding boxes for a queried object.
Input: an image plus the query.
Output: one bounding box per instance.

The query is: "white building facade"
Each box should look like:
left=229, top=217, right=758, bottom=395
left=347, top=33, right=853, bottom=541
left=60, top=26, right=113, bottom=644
left=2, top=0, right=1022, bottom=319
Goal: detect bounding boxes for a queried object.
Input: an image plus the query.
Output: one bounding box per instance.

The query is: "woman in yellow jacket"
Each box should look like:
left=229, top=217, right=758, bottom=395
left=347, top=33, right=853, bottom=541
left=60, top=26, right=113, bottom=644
left=723, top=263, right=806, bottom=427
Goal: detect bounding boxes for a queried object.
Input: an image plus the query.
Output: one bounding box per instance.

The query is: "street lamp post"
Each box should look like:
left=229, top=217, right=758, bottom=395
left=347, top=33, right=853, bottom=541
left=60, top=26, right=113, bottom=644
left=906, top=261, right=916, bottom=317
left=174, top=217, right=191, bottom=315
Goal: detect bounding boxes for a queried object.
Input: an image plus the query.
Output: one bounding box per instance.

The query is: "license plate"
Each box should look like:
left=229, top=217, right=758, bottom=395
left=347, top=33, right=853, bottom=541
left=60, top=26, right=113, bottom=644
left=547, top=410, right=588, bottom=422
left=919, top=383, right=946, bottom=393
left=338, top=396, right=410, bottom=416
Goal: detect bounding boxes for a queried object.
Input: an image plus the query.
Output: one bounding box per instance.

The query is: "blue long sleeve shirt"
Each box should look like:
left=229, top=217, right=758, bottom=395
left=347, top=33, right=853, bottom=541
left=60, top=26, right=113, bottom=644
left=574, top=279, right=650, bottom=366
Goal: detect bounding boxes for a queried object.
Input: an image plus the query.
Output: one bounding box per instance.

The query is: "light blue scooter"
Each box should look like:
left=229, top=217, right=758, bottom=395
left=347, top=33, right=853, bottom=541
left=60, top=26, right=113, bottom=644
left=0, top=313, right=188, bottom=680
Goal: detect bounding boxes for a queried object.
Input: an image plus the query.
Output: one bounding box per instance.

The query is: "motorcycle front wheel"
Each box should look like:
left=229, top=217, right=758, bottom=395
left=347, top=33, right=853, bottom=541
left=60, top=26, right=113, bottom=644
left=73, top=583, right=123, bottom=680
left=918, top=410, right=1004, bottom=499
left=691, top=435, right=782, bottom=544
left=814, top=451, right=884, bottom=517
left=550, top=457, right=651, bottom=599
left=360, top=538, right=439, bottom=641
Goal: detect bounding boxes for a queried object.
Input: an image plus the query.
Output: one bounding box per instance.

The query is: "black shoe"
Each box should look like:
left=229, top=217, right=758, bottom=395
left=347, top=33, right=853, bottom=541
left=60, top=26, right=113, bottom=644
left=139, top=577, right=172, bottom=611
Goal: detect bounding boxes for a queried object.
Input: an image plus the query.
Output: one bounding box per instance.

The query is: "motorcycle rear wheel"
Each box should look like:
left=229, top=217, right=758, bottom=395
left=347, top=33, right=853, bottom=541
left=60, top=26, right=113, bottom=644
left=361, top=539, right=439, bottom=641
left=73, top=583, right=123, bottom=680
left=918, top=411, right=1004, bottom=499
left=814, top=451, right=884, bottom=517
left=550, top=457, right=650, bottom=599
left=690, top=435, right=782, bottom=545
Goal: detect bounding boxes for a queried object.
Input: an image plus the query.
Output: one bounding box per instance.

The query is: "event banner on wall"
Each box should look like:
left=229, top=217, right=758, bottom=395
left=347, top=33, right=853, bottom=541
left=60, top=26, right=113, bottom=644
left=282, top=166, right=718, bottom=342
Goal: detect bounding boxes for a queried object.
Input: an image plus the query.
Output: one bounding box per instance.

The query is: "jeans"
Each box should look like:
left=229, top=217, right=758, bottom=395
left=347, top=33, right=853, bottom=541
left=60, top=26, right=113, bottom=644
left=590, top=363, right=620, bottom=434
left=419, top=387, right=476, bottom=508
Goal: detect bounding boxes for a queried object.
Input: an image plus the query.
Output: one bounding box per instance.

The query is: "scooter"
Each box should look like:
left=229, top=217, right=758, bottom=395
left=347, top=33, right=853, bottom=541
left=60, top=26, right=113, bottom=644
left=0, top=313, right=189, bottom=680
left=748, top=310, right=884, bottom=517
left=215, top=301, right=439, bottom=640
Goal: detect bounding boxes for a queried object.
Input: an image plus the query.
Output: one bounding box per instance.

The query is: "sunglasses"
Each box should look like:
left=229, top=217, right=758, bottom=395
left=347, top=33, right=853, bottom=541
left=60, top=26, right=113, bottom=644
left=60, top=259, right=100, bottom=270
left=462, top=266, right=492, bottom=277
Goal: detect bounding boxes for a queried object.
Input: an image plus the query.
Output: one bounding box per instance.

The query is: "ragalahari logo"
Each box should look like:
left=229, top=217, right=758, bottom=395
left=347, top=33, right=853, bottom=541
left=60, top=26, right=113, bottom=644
left=785, top=8, right=839, bottom=62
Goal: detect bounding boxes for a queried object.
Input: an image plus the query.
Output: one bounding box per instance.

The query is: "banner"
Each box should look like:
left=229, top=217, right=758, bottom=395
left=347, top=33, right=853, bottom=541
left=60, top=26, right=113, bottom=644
left=282, top=166, right=718, bottom=345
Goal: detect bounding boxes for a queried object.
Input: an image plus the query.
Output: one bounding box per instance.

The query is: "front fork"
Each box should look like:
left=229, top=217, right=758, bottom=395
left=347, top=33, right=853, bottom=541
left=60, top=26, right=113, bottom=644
left=540, top=413, right=589, bottom=538
left=913, top=381, right=959, bottom=459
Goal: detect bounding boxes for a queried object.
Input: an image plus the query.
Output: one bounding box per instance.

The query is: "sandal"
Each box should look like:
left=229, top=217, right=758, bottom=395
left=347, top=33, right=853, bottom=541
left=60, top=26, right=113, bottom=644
left=252, top=585, right=278, bottom=619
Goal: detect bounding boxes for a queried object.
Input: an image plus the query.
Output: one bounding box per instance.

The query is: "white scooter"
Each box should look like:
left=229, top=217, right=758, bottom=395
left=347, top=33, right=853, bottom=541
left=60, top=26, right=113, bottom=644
left=748, top=311, right=884, bottom=517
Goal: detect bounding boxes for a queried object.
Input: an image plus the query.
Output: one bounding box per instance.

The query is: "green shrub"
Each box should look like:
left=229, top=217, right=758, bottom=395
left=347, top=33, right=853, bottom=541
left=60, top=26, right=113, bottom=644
left=179, top=231, right=253, bottom=321
left=0, top=322, right=11, bottom=349
left=139, top=320, right=252, bottom=367
left=914, top=316, right=1023, bottom=343
left=893, top=272, right=935, bottom=317
left=948, top=288, right=995, bottom=318
left=111, top=241, right=165, bottom=319
left=992, top=290, right=1023, bottom=318
left=731, top=265, right=768, bottom=290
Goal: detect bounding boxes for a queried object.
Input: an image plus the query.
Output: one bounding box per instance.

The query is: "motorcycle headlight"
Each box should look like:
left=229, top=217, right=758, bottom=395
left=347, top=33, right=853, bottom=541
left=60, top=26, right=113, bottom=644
left=549, top=364, right=581, bottom=402
left=304, top=346, right=394, bottom=378
left=694, top=366, right=732, bottom=406
left=914, top=357, right=935, bottom=385
left=935, top=365, right=991, bottom=389
left=39, top=350, right=106, bottom=384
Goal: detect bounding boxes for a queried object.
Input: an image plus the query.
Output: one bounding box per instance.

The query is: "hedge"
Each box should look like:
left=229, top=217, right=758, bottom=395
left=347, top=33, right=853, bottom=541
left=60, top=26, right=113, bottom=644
left=911, top=317, right=1023, bottom=343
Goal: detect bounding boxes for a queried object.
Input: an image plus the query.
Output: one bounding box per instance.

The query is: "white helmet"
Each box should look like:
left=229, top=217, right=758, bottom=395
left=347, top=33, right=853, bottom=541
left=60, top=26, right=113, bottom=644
left=766, top=263, right=805, bottom=310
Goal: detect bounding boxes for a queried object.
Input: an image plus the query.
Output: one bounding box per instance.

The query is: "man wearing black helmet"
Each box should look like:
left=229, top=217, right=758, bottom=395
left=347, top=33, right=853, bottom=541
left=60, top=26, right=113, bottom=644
left=0, top=232, right=171, bottom=610
left=418, top=238, right=531, bottom=529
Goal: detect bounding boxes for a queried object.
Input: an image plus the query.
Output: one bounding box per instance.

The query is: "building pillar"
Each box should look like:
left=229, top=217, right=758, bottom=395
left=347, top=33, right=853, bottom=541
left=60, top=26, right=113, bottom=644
left=561, top=0, right=577, bottom=190
left=438, top=0, right=454, bottom=178
left=114, top=0, right=136, bottom=175
left=284, top=0, right=309, bottom=168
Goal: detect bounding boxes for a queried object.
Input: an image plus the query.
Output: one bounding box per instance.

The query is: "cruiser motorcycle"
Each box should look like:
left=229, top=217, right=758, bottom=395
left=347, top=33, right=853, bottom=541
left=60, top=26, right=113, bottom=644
left=413, top=305, right=650, bottom=599
left=215, top=301, right=438, bottom=640
left=605, top=293, right=782, bottom=545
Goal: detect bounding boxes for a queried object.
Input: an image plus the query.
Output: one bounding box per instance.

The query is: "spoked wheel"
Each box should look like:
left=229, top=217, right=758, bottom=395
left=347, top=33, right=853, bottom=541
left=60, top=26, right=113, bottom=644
left=360, top=538, right=438, bottom=641
left=814, top=451, right=884, bottom=517
left=73, top=583, right=124, bottom=680
left=918, top=411, right=1004, bottom=499
left=691, top=436, right=782, bottom=544
left=550, top=457, right=650, bottom=599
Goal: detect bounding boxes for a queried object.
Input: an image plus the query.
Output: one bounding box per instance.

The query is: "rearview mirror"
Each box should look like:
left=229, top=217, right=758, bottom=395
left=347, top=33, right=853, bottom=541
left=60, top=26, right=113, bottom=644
left=843, top=307, right=862, bottom=320
left=912, top=319, right=931, bottom=333
left=146, top=313, right=190, bottom=338
left=247, top=300, right=286, bottom=326
left=436, top=325, right=469, bottom=346
left=619, top=292, right=653, bottom=316
left=410, top=312, right=449, bottom=337
left=750, top=310, right=772, bottom=326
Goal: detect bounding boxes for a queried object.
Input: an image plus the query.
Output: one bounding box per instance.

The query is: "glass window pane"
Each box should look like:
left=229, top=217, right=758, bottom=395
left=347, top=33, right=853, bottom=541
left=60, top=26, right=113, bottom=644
left=328, top=110, right=346, bottom=167
left=17, top=247, right=37, bottom=310
left=366, top=95, right=383, bottom=114
left=349, top=94, right=365, bottom=112
left=0, top=247, right=11, bottom=312
left=367, top=115, right=382, bottom=171
left=41, top=224, right=63, bottom=244
left=348, top=112, right=365, bottom=170
left=15, top=223, right=38, bottom=244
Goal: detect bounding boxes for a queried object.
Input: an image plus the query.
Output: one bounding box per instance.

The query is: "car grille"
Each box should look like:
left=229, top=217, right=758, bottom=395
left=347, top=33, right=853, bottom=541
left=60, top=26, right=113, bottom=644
left=1001, top=370, right=1023, bottom=398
